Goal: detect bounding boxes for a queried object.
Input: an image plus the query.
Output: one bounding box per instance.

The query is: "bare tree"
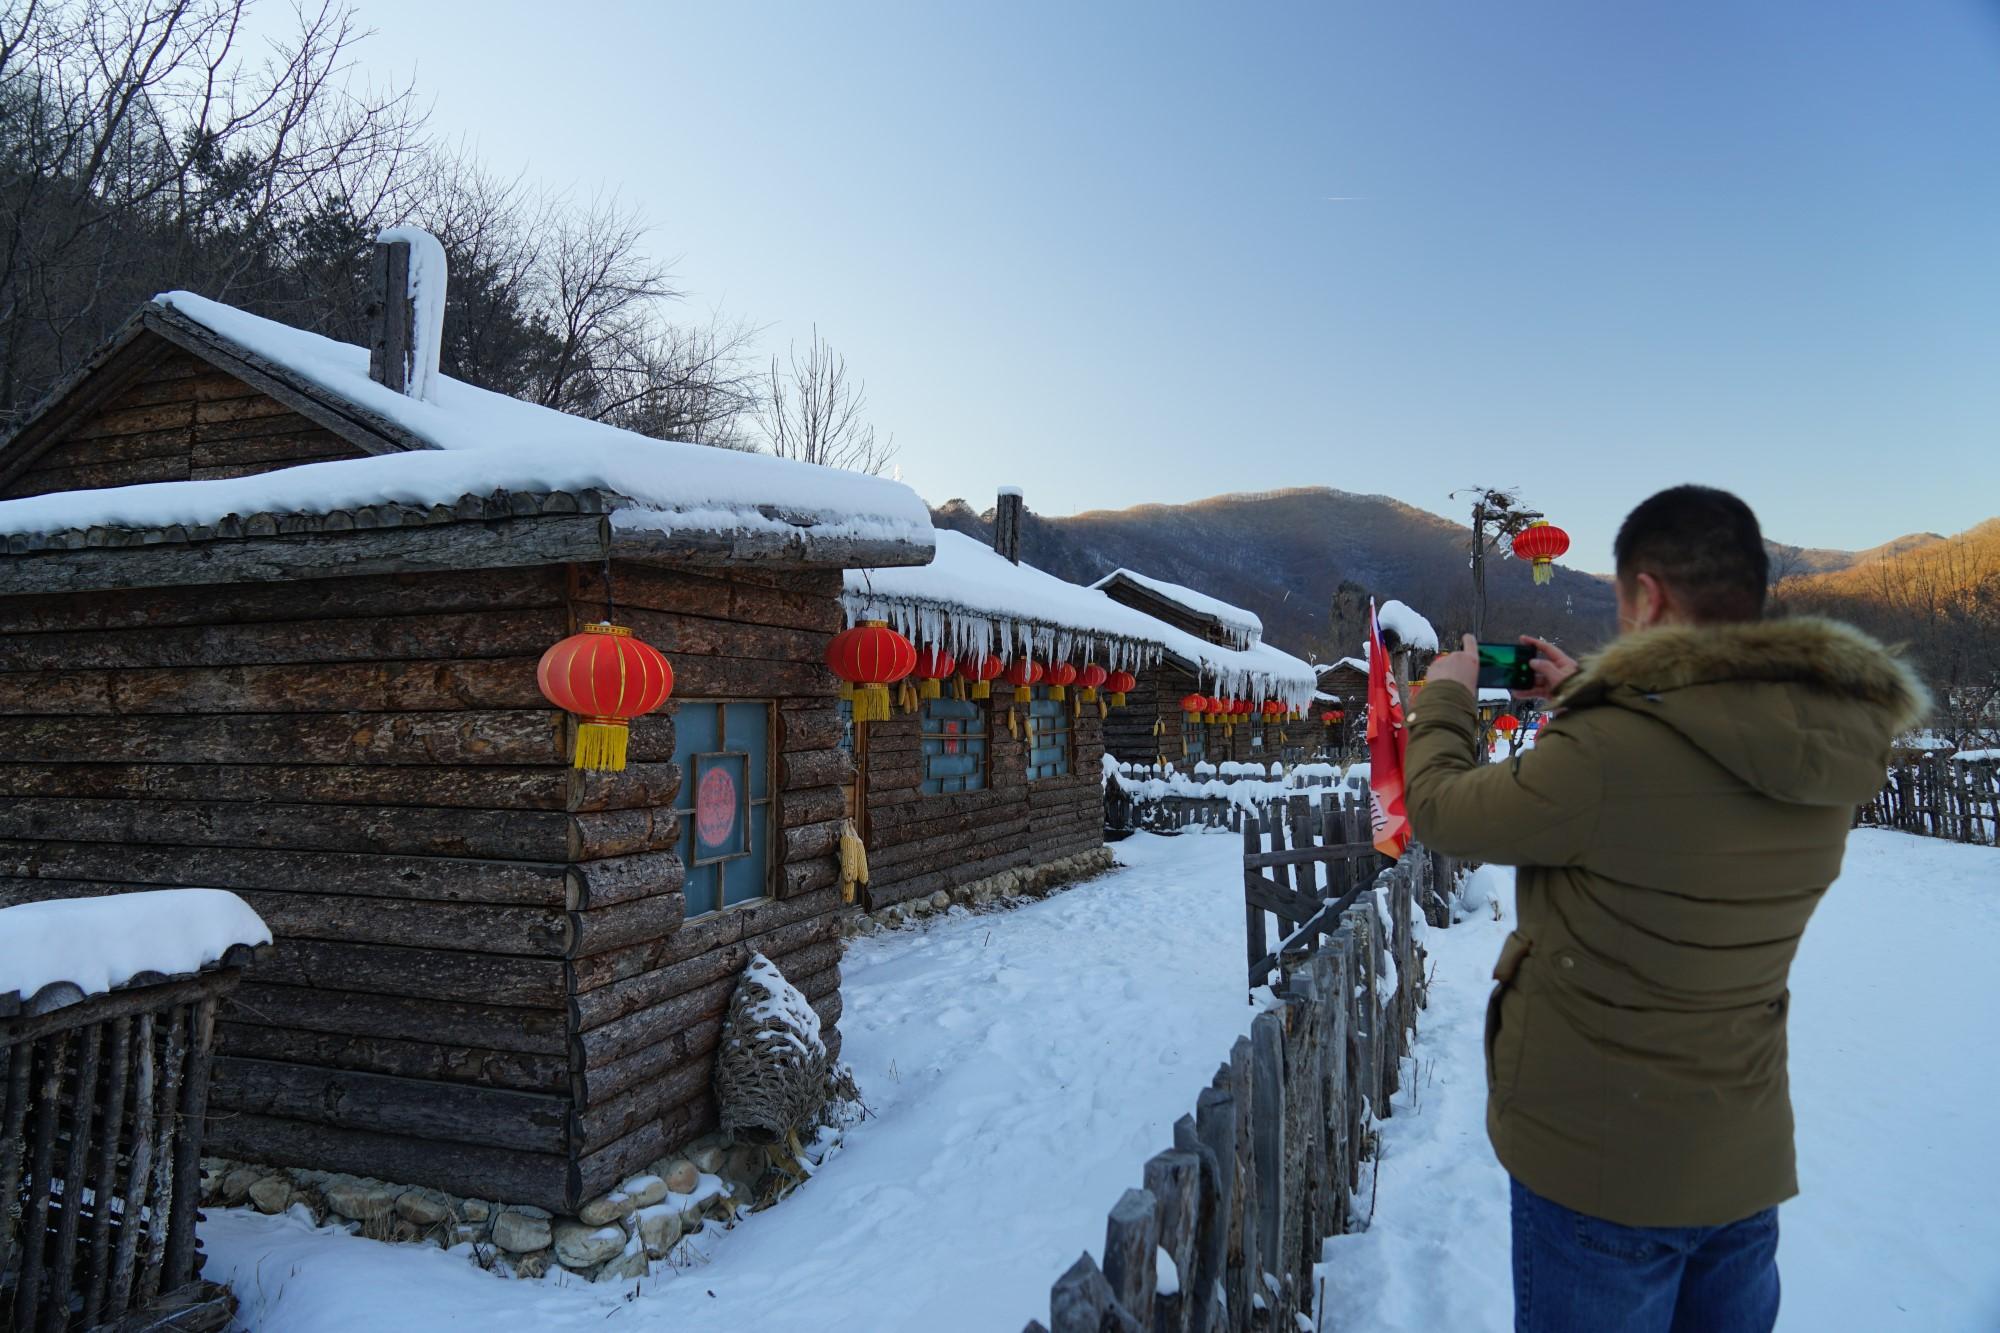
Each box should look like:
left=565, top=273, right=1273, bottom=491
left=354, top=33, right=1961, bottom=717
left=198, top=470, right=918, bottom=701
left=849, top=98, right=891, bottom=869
left=763, top=326, right=896, bottom=475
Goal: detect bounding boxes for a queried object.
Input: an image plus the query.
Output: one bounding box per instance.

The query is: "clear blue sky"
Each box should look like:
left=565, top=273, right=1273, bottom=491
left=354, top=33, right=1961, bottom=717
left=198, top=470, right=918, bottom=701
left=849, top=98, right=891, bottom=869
left=314, top=0, right=1999, bottom=572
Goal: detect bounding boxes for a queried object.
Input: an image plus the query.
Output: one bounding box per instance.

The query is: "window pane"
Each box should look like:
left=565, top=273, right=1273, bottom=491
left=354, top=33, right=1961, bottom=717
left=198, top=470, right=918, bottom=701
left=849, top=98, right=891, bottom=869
left=724, top=805, right=768, bottom=906
left=692, top=752, right=749, bottom=862
left=685, top=862, right=719, bottom=917
left=727, top=702, right=770, bottom=797
left=673, top=701, right=717, bottom=773
left=921, top=698, right=986, bottom=794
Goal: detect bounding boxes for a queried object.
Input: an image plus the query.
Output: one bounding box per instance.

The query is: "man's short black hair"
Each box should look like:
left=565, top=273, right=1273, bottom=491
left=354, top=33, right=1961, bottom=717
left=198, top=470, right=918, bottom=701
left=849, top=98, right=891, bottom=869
left=1613, top=485, right=1768, bottom=623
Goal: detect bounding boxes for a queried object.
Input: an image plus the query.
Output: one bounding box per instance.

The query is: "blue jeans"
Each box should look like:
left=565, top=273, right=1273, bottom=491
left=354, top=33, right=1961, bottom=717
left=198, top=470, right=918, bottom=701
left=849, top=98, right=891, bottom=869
left=1511, top=1178, right=1780, bottom=1333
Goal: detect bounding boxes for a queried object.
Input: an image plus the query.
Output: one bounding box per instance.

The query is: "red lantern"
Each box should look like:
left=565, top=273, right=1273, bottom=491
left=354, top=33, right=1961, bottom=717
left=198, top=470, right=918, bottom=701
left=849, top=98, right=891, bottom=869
left=1044, top=661, right=1079, bottom=701
left=1494, top=713, right=1521, bottom=735
left=1262, top=700, right=1284, bottom=718
left=1512, top=521, right=1570, bottom=586
left=1323, top=707, right=1345, bottom=725
left=957, top=653, right=1004, bottom=700
left=1002, top=658, right=1043, bottom=704
left=1180, top=691, right=1207, bottom=722
left=1076, top=663, right=1108, bottom=703
left=1234, top=699, right=1252, bottom=717
left=913, top=646, right=956, bottom=699
left=537, top=622, right=675, bottom=772
left=827, top=620, right=916, bottom=723
left=1105, top=669, right=1136, bottom=707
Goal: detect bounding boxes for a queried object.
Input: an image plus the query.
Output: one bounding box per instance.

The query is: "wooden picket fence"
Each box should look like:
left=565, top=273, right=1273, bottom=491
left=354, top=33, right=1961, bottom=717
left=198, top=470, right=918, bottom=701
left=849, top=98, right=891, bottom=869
left=1857, top=753, right=1999, bottom=845
left=1019, top=849, right=1448, bottom=1333
left=2, top=953, right=255, bottom=1331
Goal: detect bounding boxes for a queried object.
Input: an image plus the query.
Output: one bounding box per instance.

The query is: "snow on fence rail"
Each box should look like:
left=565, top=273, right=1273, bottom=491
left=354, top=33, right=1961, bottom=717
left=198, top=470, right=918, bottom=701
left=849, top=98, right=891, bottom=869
left=1, top=892, right=268, bottom=1332
left=1858, top=753, right=1999, bottom=846
left=1103, top=763, right=1364, bottom=839
left=1019, top=850, right=1447, bottom=1333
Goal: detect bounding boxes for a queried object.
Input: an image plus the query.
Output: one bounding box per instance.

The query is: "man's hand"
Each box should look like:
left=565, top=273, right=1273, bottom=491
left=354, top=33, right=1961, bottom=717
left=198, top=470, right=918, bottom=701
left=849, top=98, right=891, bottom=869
left=1514, top=634, right=1580, bottom=702
left=1426, top=633, right=1480, bottom=692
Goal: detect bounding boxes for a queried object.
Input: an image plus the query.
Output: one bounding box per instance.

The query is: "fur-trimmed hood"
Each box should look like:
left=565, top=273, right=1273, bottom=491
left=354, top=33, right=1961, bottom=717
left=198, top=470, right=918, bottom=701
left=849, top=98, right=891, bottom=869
left=1558, top=617, right=1930, bottom=806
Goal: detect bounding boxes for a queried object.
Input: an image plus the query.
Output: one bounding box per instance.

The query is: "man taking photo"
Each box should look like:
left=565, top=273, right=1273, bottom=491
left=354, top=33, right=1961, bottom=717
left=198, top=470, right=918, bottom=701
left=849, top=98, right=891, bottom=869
left=1406, top=485, right=1928, bottom=1333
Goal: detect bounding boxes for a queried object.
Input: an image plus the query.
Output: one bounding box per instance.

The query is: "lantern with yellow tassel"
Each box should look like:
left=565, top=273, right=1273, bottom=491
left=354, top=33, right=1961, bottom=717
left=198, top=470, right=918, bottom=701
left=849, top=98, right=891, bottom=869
left=1105, top=669, right=1135, bottom=707
left=536, top=622, right=675, bottom=772
left=826, top=621, right=916, bottom=723
left=1076, top=663, right=1108, bottom=703
left=912, top=646, right=956, bottom=699
left=957, top=653, right=1003, bottom=699
left=1002, top=658, right=1043, bottom=704
left=1044, top=661, right=1078, bottom=701
left=1180, top=692, right=1207, bottom=723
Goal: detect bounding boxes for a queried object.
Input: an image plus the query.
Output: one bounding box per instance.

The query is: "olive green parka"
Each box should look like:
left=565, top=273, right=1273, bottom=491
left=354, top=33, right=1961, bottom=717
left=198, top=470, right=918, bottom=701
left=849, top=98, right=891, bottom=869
left=1406, top=617, right=1928, bottom=1227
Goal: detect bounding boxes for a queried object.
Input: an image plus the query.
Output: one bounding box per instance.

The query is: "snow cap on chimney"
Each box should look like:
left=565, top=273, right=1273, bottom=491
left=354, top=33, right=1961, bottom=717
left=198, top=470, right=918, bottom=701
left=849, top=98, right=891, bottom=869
left=368, top=227, right=447, bottom=401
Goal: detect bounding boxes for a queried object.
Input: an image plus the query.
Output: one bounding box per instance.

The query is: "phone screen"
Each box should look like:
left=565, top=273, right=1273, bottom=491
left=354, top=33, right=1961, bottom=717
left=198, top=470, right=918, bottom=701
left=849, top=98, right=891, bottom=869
left=1475, top=642, right=1537, bottom=692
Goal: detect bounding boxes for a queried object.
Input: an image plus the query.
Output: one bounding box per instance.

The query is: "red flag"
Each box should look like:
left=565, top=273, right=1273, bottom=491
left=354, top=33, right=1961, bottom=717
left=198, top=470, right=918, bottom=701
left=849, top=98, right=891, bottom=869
left=1366, top=601, right=1412, bottom=859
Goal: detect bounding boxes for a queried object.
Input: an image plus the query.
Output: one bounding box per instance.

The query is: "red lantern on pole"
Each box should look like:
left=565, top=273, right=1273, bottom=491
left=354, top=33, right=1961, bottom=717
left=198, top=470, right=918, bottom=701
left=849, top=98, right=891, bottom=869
left=1002, top=658, right=1043, bottom=704
left=537, top=622, right=675, bottom=772
left=1076, top=663, right=1108, bottom=702
left=1511, top=520, right=1570, bottom=586
left=827, top=620, right=916, bottom=723
left=1044, top=661, right=1079, bottom=701
left=1105, top=669, right=1136, bottom=707
left=957, top=653, right=1004, bottom=699
left=912, top=646, right=956, bottom=699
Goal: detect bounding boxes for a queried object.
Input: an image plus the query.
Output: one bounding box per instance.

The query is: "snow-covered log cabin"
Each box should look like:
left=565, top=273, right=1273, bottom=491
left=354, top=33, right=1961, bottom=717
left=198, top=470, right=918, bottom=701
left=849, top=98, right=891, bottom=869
left=0, top=237, right=933, bottom=1212
left=1090, top=567, right=1317, bottom=768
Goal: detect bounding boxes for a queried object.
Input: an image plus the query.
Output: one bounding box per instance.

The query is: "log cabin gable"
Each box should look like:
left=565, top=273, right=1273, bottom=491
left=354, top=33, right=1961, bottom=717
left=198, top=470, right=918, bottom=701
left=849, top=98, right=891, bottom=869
left=0, top=305, right=423, bottom=501
left=1093, top=573, right=1235, bottom=647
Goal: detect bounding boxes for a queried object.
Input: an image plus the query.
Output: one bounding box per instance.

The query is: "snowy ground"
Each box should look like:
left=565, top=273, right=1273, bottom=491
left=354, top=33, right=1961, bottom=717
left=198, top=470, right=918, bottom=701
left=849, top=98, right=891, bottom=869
left=205, top=830, right=1258, bottom=1332
left=1321, top=829, right=2000, bottom=1333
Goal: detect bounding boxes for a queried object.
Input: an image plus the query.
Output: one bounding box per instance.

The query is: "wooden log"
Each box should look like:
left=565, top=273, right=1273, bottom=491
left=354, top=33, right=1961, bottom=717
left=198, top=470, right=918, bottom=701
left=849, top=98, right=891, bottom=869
left=0, top=797, right=675, bottom=862
left=217, top=1021, right=568, bottom=1094
left=570, top=1092, right=715, bottom=1207
left=570, top=887, right=841, bottom=993
left=1191, top=1091, right=1236, bottom=1333
left=138, top=1008, right=187, bottom=1304
left=204, top=1111, right=571, bottom=1214
left=1145, top=1150, right=1201, bottom=1333
left=107, top=1014, right=154, bottom=1317
left=1243, top=816, right=1267, bottom=990
left=570, top=911, right=837, bottom=1035
left=1250, top=1011, right=1284, bottom=1302
left=1225, top=1036, right=1256, bottom=1325
left=0, top=840, right=579, bottom=906
left=1050, top=1252, right=1143, bottom=1333
left=45, top=1020, right=105, bottom=1324
left=0, top=760, right=677, bottom=814
left=1102, top=1187, right=1159, bottom=1328
left=781, top=747, right=853, bottom=790
left=0, top=657, right=545, bottom=715
left=574, top=1016, right=723, bottom=1113
left=210, top=1056, right=569, bottom=1153
left=164, top=996, right=218, bottom=1290
left=81, top=1015, right=132, bottom=1325
left=782, top=855, right=838, bottom=899
left=571, top=1057, right=710, bottom=1153
left=0, top=709, right=565, bottom=767
left=0, top=1039, right=34, bottom=1289
left=12, top=1033, right=66, bottom=1329
left=226, top=984, right=568, bottom=1055
left=579, top=562, right=843, bottom=634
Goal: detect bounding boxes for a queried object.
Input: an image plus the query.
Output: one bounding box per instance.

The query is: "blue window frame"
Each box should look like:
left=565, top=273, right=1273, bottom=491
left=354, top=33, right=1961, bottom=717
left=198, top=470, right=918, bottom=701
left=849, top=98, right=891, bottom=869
left=921, top=697, right=987, bottom=794
left=671, top=700, right=772, bottom=916
left=1025, top=695, right=1071, bottom=781
left=837, top=696, right=855, bottom=753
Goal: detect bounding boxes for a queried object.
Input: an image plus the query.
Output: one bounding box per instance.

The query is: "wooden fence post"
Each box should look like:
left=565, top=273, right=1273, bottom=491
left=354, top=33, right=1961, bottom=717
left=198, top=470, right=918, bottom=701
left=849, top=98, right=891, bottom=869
left=1102, top=1187, right=1159, bottom=1327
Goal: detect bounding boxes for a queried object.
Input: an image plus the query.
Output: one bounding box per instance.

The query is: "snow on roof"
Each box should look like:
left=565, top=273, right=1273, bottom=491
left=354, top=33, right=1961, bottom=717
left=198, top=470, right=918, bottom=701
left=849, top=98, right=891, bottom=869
left=1377, top=600, right=1439, bottom=654
left=1318, top=656, right=1370, bottom=677
left=845, top=532, right=1316, bottom=704
left=1089, top=568, right=1263, bottom=649
left=0, top=889, right=269, bottom=1008
left=0, top=293, right=933, bottom=552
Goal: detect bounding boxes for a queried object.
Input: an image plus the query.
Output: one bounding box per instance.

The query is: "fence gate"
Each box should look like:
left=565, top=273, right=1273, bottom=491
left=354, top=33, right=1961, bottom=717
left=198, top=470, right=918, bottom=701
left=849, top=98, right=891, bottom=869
left=1243, top=794, right=1380, bottom=991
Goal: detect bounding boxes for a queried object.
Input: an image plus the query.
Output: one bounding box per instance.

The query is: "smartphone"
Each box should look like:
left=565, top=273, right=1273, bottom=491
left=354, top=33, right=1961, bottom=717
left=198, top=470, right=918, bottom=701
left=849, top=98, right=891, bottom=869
left=1475, top=642, right=1537, bottom=692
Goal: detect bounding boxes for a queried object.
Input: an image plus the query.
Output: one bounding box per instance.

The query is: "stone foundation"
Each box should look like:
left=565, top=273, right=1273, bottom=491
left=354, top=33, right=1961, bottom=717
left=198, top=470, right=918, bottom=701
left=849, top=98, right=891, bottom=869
left=199, top=1126, right=833, bottom=1284
left=842, top=847, right=1118, bottom=936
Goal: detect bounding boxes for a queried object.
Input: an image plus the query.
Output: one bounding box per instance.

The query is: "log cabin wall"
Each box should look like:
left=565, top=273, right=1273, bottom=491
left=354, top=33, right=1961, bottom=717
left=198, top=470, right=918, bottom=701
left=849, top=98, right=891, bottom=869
left=857, top=692, right=1105, bottom=912
left=0, top=343, right=366, bottom=498
left=0, top=556, right=852, bottom=1212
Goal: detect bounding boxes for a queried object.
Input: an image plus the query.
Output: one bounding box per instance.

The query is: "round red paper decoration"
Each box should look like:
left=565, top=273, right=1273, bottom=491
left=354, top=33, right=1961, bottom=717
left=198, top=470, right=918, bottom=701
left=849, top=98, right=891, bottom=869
left=1322, top=707, right=1345, bottom=725
left=912, top=646, right=956, bottom=699
left=1076, top=663, right=1109, bottom=702
left=1511, top=520, right=1570, bottom=586
left=957, top=653, right=1004, bottom=699
left=827, top=620, right=916, bottom=723
left=1105, top=669, right=1136, bottom=707
left=1044, top=661, right=1079, bottom=701
left=1180, top=692, right=1207, bottom=722
left=1494, top=713, right=1521, bottom=735
left=1002, top=657, right=1043, bottom=704
left=537, top=622, right=675, bottom=772
left=1262, top=700, right=1284, bottom=718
